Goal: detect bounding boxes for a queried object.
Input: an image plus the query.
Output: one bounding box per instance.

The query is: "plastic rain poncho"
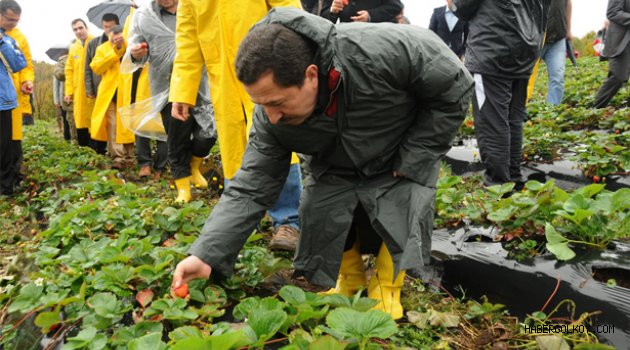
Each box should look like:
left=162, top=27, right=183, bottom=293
left=119, top=2, right=215, bottom=141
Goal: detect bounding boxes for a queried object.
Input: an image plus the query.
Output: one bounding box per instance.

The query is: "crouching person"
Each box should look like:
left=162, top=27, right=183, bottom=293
left=171, top=8, right=473, bottom=319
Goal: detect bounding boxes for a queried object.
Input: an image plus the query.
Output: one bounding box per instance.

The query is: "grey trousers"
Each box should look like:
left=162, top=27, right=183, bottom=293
left=472, top=74, right=528, bottom=185
left=593, top=43, right=630, bottom=108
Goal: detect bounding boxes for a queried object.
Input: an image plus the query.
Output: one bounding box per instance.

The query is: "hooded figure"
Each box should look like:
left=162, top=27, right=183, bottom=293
left=173, top=8, right=473, bottom=320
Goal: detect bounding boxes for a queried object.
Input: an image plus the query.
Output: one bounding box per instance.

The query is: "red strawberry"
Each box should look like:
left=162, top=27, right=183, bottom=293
left=174, top=283, right=189, bottom=298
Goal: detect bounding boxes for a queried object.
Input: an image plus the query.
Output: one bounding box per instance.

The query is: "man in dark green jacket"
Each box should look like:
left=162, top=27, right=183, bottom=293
left=172, top=8, right=473, bottom=319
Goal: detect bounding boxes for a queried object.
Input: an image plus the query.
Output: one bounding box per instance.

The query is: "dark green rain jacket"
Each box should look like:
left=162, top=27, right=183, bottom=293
left=188, top=8, right=474, bottom=287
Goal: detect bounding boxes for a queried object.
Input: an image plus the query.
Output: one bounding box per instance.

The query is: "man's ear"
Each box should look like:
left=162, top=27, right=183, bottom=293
left=305, top=64, right=318, bottom=81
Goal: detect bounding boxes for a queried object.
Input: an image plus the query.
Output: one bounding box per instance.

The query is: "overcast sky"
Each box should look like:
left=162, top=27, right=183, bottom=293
left=14, top=0, right=608, bottom=63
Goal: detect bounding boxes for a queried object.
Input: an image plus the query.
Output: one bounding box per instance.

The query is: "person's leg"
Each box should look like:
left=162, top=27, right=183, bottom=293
left=594, top=45, right=630, bottom=108
left=76, top=128, right=90, bottom=147
left=161, top=103, right=193, bottom=180
left=0, top=110, right=13, bottom=195
left=508, top=79, right=529, bottom=184
left=66, top=110, right=78, bottom=141
left=154, top=140, right=168, bottom=174
left=106, top=102, right=125, bottom=168
left=268, top=163, right=303, bottom=251
left=161, top=103, right=194, bottom=202
left=62, top=110, right=71, bottom=141
left=543, top=39, right=567, bottom=105
left=10, top=140, right=22, bottom=190
left=136, top=136, right=152, bottom=176
left=472, top=74, right=513, bottom=185
left=189, top=120, right=216, bottom=188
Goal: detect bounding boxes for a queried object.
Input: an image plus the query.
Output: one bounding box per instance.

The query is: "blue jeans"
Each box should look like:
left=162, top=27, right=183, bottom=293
left=268, top=163, right=302, bottom=229
left=225, top=163, right=302, bottom=229
left=540, top=39, right=566, bottom=105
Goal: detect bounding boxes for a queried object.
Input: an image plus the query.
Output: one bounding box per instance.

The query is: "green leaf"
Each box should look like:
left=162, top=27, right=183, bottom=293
left=279, top=285, right=306, bottom=305
left=326, top=307, right=398, bottom=340
left=88, top=292, right=125, bottom=318
left=8, top=282, right=44, bottom=313
left=525, top=180, right=544, bottom=192
left=170, top=330, right=248, bottom=350
left=128, top=333, right=167, bottom=350
left=535, top=335, right=570, bottom=350
left=573, top=344, right=616, bottom=350
left=34, top=311, right=61, bottom=333
left=545, top=224, right=576, bottom=261
left=248, top=308, right=287, bottom=342
left=408, top=309, right=460, bottom=329
left=574, top=184, right=605, bottom=199
left=233, top=297, right=260, bottom=320
left=309, top=335, right=346, bottom=350
left=169, top=326, right=205, bottom=341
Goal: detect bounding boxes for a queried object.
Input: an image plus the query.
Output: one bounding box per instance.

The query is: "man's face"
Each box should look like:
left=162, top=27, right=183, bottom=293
left=157, top=0, right=178, bottom=10
left=446, top=0, right=453, bottom=8
left=244, top=66, right=319, bottom=126
left=102, top=20, right=117, bottom=34
left=72, top=22, right=88, bottom=41
left=0, top=9, right=20, bottom=31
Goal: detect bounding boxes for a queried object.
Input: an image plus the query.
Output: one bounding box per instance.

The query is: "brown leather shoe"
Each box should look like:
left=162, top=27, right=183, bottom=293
left=138, top=165, right=152, bottom=178
left=268, top=225, right=300, bottom=252
left=111, top=160, right=124, bottom=170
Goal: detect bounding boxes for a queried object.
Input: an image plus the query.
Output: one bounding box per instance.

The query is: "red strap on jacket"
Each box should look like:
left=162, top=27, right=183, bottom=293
left=325, top=67, right=341, bottom=117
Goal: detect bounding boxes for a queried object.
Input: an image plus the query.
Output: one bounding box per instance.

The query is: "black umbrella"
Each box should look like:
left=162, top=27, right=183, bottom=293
left=45, top=45, right=69, bottom=61
left=566, top=39, right=577, bottom=68
left=86, top=0, right=133, bottom=29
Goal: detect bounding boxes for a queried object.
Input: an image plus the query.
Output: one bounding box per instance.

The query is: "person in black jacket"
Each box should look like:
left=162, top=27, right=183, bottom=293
left=451, top=0, right=549, bottom=187
left=321, top=0, right=402, bottom=24
left=593, top=0, right=630, bottom=108
left=429, top=0, right=468, bottom=59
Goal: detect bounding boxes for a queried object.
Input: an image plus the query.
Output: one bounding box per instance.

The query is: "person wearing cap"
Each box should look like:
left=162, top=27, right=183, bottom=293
left=90, top=24, right=135, bottom=169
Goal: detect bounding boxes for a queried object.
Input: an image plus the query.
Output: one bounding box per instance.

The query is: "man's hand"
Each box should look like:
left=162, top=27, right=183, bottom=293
left=566, top=31, right=572, bottom=41
left=64, top=95, right=73, bottom=104
left=393, top=170, right=405, bottom=178
left=172, top=255, right=212, bottom=290
left=351, top=10, right=370, bottom=22
left=110, top=32, right=125, bottom=50
left=330, top=0, right=346, bottom=14
left=21, top=81, right=33, bottom=94
left=171, top=102, right=192, bottom=122
left=130, top=42, right=149, bottom=60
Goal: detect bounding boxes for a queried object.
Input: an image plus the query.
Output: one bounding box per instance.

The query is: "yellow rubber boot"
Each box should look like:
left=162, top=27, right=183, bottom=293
left=321, top=240, right=367, bottom=297
left=367, top=243, right=405, bottom=320
left=190, top=156, right=208, bottom=189
left=174, top=177, right=192, bottom=203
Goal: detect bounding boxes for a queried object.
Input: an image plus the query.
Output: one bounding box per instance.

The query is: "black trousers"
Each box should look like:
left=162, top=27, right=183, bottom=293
left=472, top=74, right=528, bottom=185
left=593, top=43, right=630, bottom=108
left=90, top=138, right=107, bottom=155
left=76, top=128, right=90, bottom=147
left=62, top=110, right=71, bottom=141
left=136, top=136, right=168, bottom=171
left=343, top=203, right=383, bottom=255
left=161, top=103, right=216, bottom=179
left=0, top=110, right=15, bottom=195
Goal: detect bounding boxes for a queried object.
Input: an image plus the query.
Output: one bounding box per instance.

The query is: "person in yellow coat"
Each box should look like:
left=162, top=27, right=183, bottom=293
left=169, top=0, right=304, bottom=251
left=65, top=18, right=94, bottom=147
left=0, top=0, right=33, bottom=192
left=90, top=25, right=135, bottom=169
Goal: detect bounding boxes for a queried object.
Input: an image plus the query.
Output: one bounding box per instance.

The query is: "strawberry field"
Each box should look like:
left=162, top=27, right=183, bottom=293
left=0, top=57, right=628, bottom=349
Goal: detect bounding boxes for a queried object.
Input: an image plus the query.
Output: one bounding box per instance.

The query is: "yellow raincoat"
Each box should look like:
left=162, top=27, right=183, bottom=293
left=66, top=35, right=95, bottom=130
left=120, top=7, right=153, bottom=111
left=90, top=41, right=135, bottom=144
left=6, top=28, right=33, bottom=141
left=169, top=0, right=301, bottom=180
